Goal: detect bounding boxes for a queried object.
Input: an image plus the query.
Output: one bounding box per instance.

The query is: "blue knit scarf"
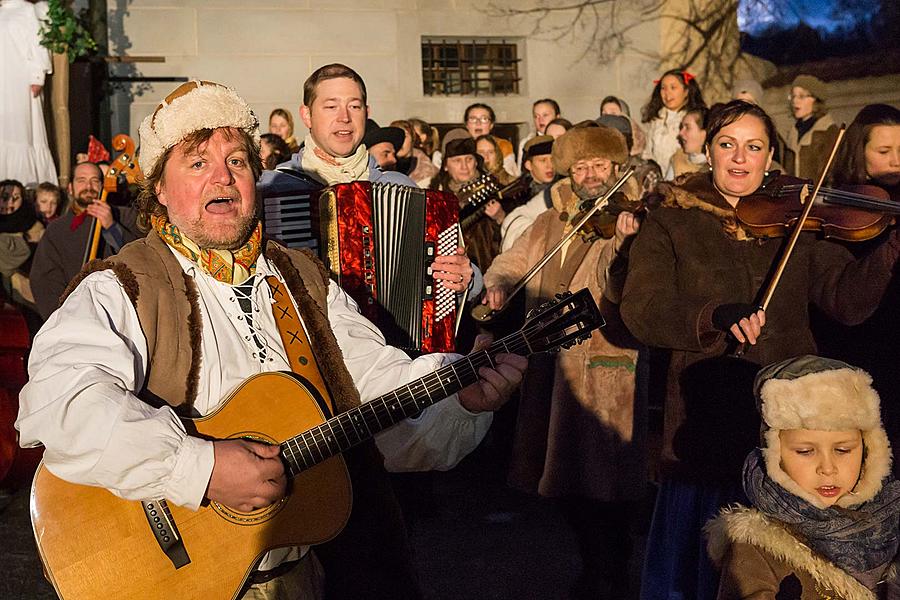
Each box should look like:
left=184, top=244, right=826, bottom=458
left=743, top=448, right=900, bottom=574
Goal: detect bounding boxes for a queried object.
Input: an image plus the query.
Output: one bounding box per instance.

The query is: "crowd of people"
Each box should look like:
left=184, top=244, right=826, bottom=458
left=3, top=54, right=900, bottom=600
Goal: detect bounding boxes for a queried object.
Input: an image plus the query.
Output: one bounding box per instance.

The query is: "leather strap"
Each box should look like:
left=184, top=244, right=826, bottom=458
left=266, top=275, right=335, bottom=414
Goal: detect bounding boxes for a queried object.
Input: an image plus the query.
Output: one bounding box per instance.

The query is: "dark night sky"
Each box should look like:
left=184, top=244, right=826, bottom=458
left=739, top=0, right=871, bottom=33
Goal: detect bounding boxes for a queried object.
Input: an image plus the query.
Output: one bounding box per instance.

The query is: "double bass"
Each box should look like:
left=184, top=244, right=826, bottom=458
left=81, top=134, right=142, bottom=265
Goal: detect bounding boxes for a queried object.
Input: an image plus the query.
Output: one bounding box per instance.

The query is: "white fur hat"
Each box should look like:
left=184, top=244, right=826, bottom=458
left=755, top=355, right=891, bottom=509
left=138, top=80, right=260, bottom=176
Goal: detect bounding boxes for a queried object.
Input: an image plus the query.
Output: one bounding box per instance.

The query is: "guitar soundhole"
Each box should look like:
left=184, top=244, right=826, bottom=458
left=211, top=431, right=290, bottom=525
left=212, top=495, right=289, bottom=525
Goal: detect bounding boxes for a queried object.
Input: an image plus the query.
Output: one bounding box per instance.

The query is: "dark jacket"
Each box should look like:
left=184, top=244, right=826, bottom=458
left=30, top=207, right=140, bottom=320
left=620, top=173, right=900, bottom=479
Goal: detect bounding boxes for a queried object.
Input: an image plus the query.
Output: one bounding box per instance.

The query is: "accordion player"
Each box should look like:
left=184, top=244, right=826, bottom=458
left=263, top=180, right=461, bottom=353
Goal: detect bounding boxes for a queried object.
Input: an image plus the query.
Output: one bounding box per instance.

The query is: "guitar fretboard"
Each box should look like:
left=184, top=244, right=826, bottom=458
left=279, top=333, right=531, bottom=476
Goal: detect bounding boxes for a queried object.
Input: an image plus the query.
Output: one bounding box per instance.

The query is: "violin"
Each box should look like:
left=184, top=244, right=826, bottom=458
left=570, top=192, right=646, bottom=242
left=736, top=172, right=900, bottom=242
left=82, top=134, right=143, bottom=265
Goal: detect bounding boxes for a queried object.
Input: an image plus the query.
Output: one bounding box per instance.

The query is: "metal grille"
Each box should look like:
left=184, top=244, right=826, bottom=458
left=421, top=38, right=521, bottom=96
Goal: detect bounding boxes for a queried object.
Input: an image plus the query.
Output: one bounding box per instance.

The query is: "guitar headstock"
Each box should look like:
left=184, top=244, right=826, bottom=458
left=521, top=289, right=605, bottom=353
left=458, top=173, right=500, bottom=207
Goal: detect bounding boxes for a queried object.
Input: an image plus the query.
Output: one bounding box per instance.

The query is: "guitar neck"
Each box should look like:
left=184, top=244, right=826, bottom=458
left=280, top=332, right=530, bottom=476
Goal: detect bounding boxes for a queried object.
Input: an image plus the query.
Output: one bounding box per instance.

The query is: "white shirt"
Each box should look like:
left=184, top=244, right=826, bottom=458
left=17, top=248, right=492, bottom=513
left=500, top=191, right=551, bottom=253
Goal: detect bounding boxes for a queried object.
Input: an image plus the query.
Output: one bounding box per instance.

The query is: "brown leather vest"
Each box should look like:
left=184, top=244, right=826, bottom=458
left=64, top=232, right=422, bottom=599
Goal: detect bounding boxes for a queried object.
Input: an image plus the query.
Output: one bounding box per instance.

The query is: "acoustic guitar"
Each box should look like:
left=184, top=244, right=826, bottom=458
left=30, top=288, right=604, bottom=600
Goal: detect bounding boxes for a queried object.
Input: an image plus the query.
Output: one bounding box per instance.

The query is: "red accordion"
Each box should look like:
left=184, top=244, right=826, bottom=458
left=318, top=181, right=460, bottom=353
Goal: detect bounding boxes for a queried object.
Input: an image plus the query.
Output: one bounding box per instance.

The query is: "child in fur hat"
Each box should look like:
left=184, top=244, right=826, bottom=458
left=706, top=355, right=900, bottom=600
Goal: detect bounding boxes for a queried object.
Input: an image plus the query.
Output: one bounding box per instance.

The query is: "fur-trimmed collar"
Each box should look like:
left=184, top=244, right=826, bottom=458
left=787, top=113, right=836, bottom=152
left=656, top=173, right=752, bottom=240
left=706, top=506, right=880, bottom=600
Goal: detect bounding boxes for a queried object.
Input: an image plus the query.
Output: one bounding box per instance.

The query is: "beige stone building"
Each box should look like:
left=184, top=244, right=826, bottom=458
left=106, top=0, right=674, bottom=145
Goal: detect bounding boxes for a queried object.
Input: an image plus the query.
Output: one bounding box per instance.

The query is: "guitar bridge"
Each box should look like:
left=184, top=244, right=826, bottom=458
left=141, top=499, right=191, bottom=569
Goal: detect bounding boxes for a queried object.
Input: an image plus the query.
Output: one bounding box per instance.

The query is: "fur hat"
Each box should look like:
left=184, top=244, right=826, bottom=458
left=551, top=126, right=628, bottom=175
left=791, top=74, right=828, bottom=102
left=138, top=80, right=260, bottom=177
left=755, top=355, right=891, bottom=509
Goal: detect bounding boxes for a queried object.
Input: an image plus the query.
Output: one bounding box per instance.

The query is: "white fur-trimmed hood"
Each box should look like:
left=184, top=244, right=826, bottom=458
left=706, top=506, right=876, bottom=600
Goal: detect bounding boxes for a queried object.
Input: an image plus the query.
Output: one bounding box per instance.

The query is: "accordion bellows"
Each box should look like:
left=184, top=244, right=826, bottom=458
left=264, top=180, right=460, bottom=353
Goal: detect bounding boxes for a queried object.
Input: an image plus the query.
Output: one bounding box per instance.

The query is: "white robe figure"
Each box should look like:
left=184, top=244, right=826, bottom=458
left=1, top=0, right=58, bottom=186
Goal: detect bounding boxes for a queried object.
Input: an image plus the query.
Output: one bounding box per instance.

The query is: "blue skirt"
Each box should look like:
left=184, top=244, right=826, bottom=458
left=640, top=476, right=747, bottom=600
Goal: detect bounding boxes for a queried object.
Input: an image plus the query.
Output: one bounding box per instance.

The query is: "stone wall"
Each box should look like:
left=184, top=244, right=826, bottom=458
left=105, top=0, right=668, bottom=144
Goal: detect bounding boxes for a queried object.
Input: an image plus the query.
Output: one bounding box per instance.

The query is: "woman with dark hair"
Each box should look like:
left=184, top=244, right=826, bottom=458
left=620, top=100, right=900, bottom=600
left=390, top=119, right=438, bottom=187
left=831, top=103, right=900, bottom=198
left=267, top=108, right=300, bottom=153
left=0, top=179, right=43, bottom=310
left=782, top=75, right=839, bottom=181
left=641, top=69, right=707, bottom=176
left=258, top=133, right=291, bottom=171
left=544, top=117, right=573, bottom=140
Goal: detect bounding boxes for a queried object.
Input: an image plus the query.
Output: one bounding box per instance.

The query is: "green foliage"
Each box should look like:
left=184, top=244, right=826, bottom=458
left=38, top=0, right=98, bottom=62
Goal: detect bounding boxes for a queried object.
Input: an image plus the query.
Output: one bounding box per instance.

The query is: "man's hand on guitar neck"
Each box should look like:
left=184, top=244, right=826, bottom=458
left=206, top=439, right=287, bottom=511
left=458, top=334, right=527, bottom=413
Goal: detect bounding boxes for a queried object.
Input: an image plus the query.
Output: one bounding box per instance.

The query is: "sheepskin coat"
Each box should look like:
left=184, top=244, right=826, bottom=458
left=783, top=113, right=840, bottom=181
left=706, top=506, right=900, bottom=600
left=620, top=173, right=900, bottom=481
left=484, top=178, right=646, bottom=500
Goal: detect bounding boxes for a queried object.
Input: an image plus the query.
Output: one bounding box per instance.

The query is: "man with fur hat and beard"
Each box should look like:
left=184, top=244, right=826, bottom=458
left=706, top=355, right=900, bottom=599
left=30, top=160, right=140, bottom=320
left=16, top=80, right=527, bottom=600
left=480, top=125, right=646, bottom=599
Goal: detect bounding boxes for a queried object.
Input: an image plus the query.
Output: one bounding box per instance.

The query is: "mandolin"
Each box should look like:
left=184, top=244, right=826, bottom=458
left=30, top=288, right=604, bottom=600
left=457, top=173, right=531, bottom=230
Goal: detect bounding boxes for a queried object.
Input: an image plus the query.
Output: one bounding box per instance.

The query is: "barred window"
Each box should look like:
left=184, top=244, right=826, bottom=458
left=421, top=38, right=521, bottom=96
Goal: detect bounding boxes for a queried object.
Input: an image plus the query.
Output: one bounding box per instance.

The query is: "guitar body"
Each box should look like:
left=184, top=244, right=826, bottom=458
left=28, top=288, right=605, bottom=600
left=30, top=372, right=352, bottom=600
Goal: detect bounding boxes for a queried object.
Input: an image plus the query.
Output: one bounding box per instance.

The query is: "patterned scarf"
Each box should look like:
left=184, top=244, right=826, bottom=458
left=300, top=134, right=370, bottom=186
left=743, top=448, right=900, bottom=575
left=151, top=214, right=262, bottom=285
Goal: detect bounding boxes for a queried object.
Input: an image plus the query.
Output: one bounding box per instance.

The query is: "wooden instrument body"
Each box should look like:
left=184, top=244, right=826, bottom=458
left=31, top=372, right=351, bottom=600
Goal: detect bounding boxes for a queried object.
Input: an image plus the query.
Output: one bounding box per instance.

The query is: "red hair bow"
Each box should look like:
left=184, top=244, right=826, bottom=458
left=653, top=70, right=696, bottom=85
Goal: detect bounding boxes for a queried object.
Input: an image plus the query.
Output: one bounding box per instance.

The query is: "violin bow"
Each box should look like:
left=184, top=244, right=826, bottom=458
left=756, top=125, right=846, bottom=312
left=471, top=166, right=635, bottom=322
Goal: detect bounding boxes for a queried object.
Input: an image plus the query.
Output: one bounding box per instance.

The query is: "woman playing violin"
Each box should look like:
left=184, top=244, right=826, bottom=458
left=482, top=125, right=644, bottom=598
left=620, top=100, right=900, bottom=600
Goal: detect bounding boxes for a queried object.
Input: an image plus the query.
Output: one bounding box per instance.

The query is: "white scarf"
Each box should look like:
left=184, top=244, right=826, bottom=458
left=300, top=134, right=370, bottom=186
